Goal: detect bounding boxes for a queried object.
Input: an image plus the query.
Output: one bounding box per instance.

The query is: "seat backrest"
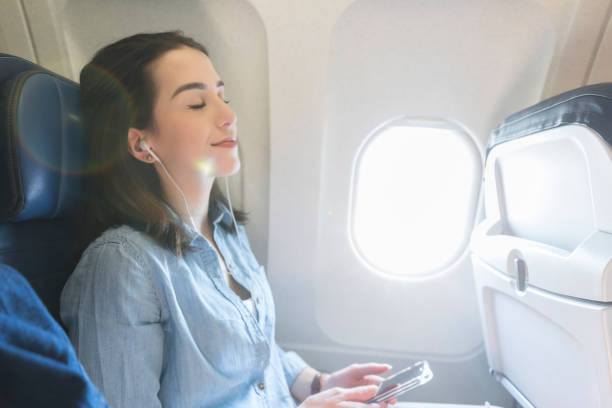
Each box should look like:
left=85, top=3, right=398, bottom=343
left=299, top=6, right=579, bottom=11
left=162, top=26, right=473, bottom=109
left=0, top=53, right=84, bottom=323
left=476, top=83, right=612, bottom=302
left=471, top=83, right=612, bottom=408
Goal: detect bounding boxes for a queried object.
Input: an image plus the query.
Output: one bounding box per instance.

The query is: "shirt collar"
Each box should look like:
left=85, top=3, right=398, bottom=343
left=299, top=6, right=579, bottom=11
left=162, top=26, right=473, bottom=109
left=169, top=199, right=234, bottom=248
left=209, top=199, right=234, bottom=229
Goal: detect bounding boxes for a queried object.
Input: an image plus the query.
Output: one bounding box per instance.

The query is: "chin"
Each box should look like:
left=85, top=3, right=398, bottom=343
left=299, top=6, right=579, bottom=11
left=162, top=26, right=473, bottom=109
left=218, top=159, right=241, bottom=177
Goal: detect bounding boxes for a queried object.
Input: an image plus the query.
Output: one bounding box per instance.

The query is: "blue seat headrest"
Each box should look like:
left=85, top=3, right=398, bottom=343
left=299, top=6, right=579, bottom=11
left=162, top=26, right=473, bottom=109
left=0, top=54, right=84, bottom=222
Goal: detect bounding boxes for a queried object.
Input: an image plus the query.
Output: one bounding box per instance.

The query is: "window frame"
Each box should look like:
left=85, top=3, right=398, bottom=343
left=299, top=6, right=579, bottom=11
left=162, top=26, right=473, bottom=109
left=347, top=117, right=484, bottom=280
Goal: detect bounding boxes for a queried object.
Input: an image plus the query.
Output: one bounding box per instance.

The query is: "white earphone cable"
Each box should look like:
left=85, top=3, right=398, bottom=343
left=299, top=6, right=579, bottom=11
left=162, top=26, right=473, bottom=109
left=224, top=176, right=246, bottom=251
left=143, top=142, right=246, bottom=251
left=157, top=158, right=199, bottom=232
left=143, top=143, right=199, bottom=232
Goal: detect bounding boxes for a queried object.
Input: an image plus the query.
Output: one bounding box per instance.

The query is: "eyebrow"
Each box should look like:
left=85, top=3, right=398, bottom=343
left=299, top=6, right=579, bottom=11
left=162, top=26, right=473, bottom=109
left=171, top=80, right=224, bottom=98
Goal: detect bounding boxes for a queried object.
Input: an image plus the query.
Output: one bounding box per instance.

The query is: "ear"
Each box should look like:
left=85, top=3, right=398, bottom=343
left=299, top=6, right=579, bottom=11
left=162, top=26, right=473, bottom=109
left=127, top=127, right=155, bottom=163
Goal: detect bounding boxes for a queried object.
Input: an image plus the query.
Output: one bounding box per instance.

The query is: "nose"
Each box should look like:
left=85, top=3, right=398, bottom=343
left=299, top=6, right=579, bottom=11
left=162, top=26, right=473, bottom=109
left=216, top=99, right=237, bottom=128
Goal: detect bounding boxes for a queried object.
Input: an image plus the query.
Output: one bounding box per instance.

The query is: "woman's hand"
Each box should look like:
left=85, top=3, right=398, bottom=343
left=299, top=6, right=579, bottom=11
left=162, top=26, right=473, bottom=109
left=299, top=385, right=390, bottom=408
left=322, top=363, right=391, bottom=390
left=321, top=363, right=397, bottom=405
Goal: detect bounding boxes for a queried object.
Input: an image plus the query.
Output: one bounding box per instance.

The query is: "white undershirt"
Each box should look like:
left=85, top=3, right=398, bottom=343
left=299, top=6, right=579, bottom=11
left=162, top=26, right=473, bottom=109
left=213, top=246, right=258, bottom=321
left=242, top=297, right=258, bottom=320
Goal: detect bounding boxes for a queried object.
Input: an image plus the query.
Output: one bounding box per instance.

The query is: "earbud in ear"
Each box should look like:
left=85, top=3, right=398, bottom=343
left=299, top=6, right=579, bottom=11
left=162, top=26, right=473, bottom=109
left=139, top=140, right=160, bottom=163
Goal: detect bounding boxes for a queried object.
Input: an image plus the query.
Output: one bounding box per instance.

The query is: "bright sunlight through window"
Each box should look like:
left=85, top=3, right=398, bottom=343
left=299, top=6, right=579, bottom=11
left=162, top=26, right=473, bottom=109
left=351, top=121, right=479, bottom=277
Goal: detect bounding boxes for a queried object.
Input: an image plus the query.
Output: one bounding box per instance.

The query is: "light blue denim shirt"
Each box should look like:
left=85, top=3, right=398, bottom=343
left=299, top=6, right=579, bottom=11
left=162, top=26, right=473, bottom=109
left=60, top=200, right=308, bottom=408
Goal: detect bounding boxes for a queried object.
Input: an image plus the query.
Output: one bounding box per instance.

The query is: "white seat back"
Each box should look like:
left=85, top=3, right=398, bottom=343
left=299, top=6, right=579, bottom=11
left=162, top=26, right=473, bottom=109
left=471, top=83, right=612, bottom=408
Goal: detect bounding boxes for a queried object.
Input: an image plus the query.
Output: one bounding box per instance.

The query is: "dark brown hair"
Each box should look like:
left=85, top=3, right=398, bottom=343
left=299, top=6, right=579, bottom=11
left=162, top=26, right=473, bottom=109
left=79, top=31, right=247, bottom=256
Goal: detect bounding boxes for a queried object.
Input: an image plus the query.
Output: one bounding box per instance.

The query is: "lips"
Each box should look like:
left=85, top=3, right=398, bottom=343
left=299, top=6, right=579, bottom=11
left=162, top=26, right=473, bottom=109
left=211, top=138, right=237, bottom=148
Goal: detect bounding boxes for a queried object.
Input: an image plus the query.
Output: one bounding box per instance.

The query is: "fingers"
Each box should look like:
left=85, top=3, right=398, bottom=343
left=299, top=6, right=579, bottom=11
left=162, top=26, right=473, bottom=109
left=362, top=374, right=386, bottom=386
left=338, top=403, right=386, bottom=408
left=347, top=363, right=392, bottom=377
left=312, top=385, right=393, bottom=408
left=314, top=384, right=378, bottom=402
left=303, top=385, right=391, bottom=408
left=339, top=384, right=378, bottom=401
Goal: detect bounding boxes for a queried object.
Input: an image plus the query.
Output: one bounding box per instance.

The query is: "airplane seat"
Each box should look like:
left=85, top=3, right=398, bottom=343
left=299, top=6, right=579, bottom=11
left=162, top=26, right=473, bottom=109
left=0, top=53, right=84, bottom=324
left=471, top=83, right=612, bottom=408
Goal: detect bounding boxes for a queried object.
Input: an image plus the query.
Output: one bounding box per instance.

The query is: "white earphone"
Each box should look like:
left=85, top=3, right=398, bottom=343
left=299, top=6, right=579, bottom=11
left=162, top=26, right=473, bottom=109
left=138, top=140, right=245, bottom=252
left=139, top=140, right=198, bottom=231
left=139, top=140, right=159, bottom=162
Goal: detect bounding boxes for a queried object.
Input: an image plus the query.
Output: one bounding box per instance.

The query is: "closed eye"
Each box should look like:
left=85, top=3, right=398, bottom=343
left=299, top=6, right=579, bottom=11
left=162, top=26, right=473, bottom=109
left=188, top=102, right=206, bottom=109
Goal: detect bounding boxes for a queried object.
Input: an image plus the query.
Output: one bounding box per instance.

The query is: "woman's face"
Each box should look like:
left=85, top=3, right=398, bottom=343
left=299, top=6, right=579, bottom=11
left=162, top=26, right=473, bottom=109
left=144, top=47, right=239, bottom=186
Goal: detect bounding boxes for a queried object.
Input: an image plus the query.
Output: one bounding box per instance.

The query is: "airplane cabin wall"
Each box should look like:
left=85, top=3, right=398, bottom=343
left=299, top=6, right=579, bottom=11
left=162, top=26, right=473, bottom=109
left=0, top=1, right=35, bottom=61
left=2, top=0, right=612, bottom=405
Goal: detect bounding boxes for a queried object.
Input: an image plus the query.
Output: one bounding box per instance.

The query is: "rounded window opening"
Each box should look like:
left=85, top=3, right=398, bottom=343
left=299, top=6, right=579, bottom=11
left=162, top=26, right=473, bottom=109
left=350, top=118, right=481, bottom=278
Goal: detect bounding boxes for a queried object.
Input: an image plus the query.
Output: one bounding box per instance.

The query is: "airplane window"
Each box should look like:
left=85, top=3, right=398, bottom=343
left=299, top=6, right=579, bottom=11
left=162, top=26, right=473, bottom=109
left=350, top=120, right=480, bottom=277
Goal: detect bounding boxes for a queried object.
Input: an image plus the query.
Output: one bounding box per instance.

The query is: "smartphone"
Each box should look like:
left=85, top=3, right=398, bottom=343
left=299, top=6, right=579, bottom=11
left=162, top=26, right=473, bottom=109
left=366, top=360, right=433, bottom=403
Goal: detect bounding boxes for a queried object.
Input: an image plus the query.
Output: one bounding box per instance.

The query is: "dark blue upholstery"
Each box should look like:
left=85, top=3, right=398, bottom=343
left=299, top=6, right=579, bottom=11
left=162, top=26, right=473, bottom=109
left=0, top=264, right=109, bottom=407
left=0, top=54, right=84, bottom=323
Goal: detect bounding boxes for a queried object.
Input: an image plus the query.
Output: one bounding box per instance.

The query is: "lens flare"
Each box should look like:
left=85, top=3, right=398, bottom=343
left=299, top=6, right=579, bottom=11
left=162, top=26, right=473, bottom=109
left=16, top=107, right=87, bottom=176
left=195, top=158, right=216, bottom=176
left=15, top=61, right=138, bottom=177
left=79, top=62, right=138, bottom=175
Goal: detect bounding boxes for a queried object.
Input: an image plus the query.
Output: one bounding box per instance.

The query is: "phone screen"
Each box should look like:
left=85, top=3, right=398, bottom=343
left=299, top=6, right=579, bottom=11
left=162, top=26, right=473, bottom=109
left=366, top=360, right=433, bottom=403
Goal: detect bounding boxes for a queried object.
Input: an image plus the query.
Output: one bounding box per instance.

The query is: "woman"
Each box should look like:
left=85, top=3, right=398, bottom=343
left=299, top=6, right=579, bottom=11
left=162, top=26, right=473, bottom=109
left=61, top=31, right=395, bottom=407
